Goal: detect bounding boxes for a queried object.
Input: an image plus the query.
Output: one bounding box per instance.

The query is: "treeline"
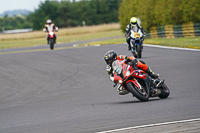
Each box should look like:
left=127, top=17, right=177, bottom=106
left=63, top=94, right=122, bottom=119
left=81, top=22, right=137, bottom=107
left=0, top=15, right=32, bottom=31
left=119, top=0, right=200, bottom=32
left=0, top=0, right=121, bottom=31
left=29, top=0, right=121, bottom=30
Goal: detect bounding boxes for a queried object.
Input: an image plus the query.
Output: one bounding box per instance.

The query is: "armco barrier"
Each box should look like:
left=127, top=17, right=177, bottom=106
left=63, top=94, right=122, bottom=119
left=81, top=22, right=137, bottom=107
left=165, top=25, right=174, bottom=38
left=1, top=28, right=33, bottom=34
left=146, top=23, right=200, bottom=38
left=194, top=23, right=200, bottom=37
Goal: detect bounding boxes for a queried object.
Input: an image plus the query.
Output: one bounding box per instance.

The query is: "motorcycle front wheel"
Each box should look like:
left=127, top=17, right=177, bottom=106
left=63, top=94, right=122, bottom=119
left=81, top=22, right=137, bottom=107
left=136, top=44, right=142, bottom=58
left=50, top=39, right=54, bottom=50
left=126, top=82, right=149, bottom=102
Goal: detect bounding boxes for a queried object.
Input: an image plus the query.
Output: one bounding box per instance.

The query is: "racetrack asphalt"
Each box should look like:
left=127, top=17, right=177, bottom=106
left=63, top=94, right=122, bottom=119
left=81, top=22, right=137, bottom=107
left=0, top=39, right=200, bottom=133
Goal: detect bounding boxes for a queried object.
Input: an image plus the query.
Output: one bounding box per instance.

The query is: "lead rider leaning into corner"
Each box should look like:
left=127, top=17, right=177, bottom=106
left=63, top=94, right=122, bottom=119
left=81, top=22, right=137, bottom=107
left=104, top=50, right=159, bottom=95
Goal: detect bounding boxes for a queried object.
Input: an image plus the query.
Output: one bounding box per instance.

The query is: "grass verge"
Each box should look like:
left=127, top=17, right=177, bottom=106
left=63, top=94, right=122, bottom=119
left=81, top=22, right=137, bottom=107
left=0, top=23, right=200, bottom=49
left=0, top=23, right=122, bottom=49
left=80, top=37, right=200, bottom=49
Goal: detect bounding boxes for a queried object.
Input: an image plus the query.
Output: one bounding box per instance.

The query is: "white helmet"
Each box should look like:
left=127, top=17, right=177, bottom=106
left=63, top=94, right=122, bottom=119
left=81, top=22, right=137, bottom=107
left=46, top=19, right=52, bottom=24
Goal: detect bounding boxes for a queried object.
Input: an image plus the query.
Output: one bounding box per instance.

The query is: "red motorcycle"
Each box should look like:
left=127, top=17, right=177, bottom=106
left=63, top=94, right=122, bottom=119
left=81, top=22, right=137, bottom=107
left=48, top=31, right=56, bottom=50
left=112, top=60, right=170, bottom=102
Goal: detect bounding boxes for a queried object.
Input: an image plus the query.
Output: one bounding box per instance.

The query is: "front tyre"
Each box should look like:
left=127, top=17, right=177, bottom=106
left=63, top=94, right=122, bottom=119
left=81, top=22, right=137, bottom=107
left=126, top=82, right=149, bottom=102
left=159, top=83, right=170, bottom=99
left=50, top=39, right=54, bottom=50
left=137, top=44, right=142, bottom=58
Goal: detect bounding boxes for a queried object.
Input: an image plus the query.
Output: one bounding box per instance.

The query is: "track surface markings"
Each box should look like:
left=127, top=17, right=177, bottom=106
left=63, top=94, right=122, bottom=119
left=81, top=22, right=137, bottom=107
left=97, top=118, right=200, bottom=133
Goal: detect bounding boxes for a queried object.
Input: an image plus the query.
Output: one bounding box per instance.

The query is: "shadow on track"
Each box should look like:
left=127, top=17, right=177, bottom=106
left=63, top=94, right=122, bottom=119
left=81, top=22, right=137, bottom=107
left=110, top=97, right=170, bottom=104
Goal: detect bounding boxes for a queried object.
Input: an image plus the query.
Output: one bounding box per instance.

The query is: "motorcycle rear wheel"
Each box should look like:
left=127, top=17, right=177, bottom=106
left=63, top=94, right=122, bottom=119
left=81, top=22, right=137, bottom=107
left=158, top=83, right=170, bottom=99
left=126, top=82, right=149, bottom=102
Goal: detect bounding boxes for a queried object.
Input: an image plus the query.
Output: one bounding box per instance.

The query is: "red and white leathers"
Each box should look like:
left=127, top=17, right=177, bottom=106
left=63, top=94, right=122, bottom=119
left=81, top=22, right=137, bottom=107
left=43, top=23, right=58, bottom=43
left=43, top=23, right=58, bottom=32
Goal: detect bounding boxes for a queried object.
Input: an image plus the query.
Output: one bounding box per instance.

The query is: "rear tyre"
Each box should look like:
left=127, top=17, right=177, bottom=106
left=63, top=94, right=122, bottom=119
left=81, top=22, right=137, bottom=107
left=126, top=82, right=149, bottom=102
left=159, top=83, right=170, bottom=99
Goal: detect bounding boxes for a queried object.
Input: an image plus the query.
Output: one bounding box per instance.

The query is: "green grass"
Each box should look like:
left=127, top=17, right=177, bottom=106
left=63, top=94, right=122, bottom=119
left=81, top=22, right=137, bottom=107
left=80, top=36, right=200, bottom=49
left=0, top=30, right=123, bottom=49
left=0, top=23, right=200, bottom=49
left=0, top=23, right=122, bottom=49
left=144, top=37, right=200, bottom=49
left=79, top=37, right=125, bottom=47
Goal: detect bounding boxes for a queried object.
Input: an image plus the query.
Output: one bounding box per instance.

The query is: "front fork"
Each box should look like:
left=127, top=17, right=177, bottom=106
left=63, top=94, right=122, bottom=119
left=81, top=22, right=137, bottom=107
left=130, top=39, right=144, bottom=56
left=130, top=40, right=137, bottom=56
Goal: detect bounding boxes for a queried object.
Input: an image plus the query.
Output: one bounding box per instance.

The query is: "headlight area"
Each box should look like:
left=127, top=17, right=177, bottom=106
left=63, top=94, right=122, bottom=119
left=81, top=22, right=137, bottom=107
left=126, top=70, right=131, bottom=77
left=118, top=80, right=122, bottom=83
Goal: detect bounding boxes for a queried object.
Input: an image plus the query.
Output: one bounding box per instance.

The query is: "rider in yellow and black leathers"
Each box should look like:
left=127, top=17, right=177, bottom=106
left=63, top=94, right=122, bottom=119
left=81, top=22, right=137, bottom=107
left=125, top=17, right=146, bottom=51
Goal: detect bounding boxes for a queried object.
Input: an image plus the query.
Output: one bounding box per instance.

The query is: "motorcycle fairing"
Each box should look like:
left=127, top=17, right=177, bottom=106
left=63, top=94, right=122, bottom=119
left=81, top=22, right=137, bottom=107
left=125, top=79, right=140, bottom=89
left=131, top=70, right=145, bottom=79
left=49, top=31, right=55, bottom=38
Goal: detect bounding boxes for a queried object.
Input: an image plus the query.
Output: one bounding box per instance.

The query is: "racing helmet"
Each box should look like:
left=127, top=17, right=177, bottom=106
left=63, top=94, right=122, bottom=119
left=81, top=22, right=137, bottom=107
left=104, top=50, right=117, bottom=65
left=46, top=19, right=52, bottom=24
left=130, top=17, right=137, bottom=27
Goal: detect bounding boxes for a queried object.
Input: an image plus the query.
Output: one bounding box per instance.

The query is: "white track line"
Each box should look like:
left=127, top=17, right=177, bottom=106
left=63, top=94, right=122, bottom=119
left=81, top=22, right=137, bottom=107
left=144, top=44, right=200, bottom=51
left=97, top=118, right=200, bottom=133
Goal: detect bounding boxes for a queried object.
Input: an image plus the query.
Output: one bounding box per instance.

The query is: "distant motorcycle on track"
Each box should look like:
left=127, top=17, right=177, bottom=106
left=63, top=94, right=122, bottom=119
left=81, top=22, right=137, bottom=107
left=129, top=27, right=145, bottom=58
left=47, top=31, right=56, bottom=50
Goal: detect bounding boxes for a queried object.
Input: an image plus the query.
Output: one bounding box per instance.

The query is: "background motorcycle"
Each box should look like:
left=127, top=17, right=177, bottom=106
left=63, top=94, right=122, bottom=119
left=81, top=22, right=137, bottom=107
left=112, top=60, right=170, bottom=102
left=130, top=27, right=144, bottom=58
left=48, top=31, right=56, bottom=50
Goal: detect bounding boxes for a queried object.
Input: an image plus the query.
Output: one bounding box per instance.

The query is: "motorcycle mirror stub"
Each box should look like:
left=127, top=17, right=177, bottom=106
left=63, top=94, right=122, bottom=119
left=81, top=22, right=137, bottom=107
left=126, top=70, right=131, bottom=77
left=118, top=80, right=122, bottom=84
left=116, top=67, right=122, bottom=75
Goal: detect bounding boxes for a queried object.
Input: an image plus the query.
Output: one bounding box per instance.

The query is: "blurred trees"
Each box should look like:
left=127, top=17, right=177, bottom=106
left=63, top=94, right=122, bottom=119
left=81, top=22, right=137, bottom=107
left=0, top=0, right=121, bottom=31
left=0, top=15, right=32, bottom=31
left=119, top=0, right=200, bottom=32
left=28, top=1, right=60, bottom=30
left=29, top=0, right=121, bottom=30
left=3, top=0, right=199, bottom=32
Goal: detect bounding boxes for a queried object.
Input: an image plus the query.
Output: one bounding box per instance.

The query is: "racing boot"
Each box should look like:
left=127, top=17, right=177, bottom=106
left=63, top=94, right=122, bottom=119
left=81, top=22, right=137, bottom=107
left=47, top=36, right=49, bottom=44
left=54, top=36, right=57, bottom=44
left=127, top=42, right=131, bottom=51
left=126, top=37, right=131, bottom=51
left=145, top=67, right=159, bottom=79
left=128, top=45, right=131, bottom=51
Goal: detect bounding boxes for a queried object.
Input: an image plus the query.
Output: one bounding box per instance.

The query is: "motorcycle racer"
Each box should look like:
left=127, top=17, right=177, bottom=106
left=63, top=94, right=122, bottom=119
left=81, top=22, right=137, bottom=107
left=104, top=50, right=159, bottom=95
left=125, top=17, right=146, bottom=51
left=43, top=19, right=58, bottom=44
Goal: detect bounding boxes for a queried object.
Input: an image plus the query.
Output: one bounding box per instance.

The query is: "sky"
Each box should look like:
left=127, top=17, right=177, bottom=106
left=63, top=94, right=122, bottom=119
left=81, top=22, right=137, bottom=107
left=0, top=0, right=57, bottom=14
